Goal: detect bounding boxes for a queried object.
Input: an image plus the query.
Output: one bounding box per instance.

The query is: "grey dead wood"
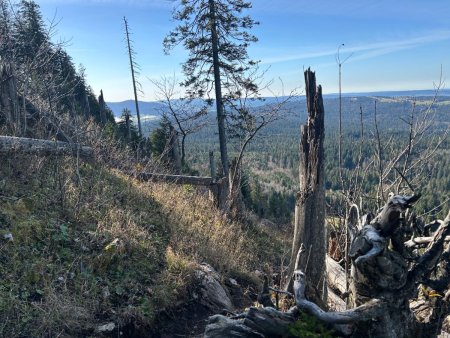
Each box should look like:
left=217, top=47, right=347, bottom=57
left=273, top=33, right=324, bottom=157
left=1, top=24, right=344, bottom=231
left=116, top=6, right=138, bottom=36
left=204, top=194, right=450, bottom=338
left=285, top=68, right=327, bottom=306
left=326, top=254, right=346, bottom=296
left=328, top=287, right=346, bottom=311
left=347, top=195, right=450, bottom=338
left=204, top=267, right=383, bottom=338
left=0, top=135, right=93, bottom=158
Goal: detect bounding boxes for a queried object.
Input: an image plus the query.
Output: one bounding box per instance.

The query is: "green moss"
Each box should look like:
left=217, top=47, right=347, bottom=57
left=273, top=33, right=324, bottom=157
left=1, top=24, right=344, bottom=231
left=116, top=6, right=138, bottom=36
left=288, top=312, right=336, bottom=338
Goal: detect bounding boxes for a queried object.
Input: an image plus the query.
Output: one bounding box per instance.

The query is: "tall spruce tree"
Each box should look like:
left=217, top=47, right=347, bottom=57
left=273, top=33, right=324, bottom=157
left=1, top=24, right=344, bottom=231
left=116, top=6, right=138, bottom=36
left=164, top=0, right=259, bottom=180
left=0, top=0, right=13, bottom=61
left=13, top=0, right=48, bottom=62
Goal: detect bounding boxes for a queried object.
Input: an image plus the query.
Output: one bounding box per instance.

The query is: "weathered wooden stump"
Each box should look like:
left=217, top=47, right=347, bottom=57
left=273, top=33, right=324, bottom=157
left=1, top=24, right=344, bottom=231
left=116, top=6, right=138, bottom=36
left=203, top=195, right=450, bottom=337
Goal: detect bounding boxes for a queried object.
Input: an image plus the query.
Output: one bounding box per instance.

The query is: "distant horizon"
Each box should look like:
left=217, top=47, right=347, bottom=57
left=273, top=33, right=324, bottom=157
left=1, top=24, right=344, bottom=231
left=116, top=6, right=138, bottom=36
left=38, top=0, right=450, bottom=102
left=106, top=88, right=450, bottom=104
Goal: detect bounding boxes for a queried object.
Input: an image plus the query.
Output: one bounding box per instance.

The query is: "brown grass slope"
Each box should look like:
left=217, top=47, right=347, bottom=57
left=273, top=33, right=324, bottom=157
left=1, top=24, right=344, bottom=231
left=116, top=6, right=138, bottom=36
left=0, top=152, right=284, bottom=337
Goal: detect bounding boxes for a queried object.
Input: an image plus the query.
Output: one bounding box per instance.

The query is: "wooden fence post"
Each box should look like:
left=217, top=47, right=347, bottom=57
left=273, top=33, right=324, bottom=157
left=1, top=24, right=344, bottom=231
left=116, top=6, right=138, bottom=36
left=209, top=151, right=216, bottom=181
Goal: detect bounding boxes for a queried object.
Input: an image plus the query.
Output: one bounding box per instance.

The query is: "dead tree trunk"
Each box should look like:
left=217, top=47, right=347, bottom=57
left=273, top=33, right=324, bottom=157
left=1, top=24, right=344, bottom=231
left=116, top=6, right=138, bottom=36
left=346, top=195, right=450, bottom=338
left=285, top=68, right=326, bottom=305
left=169, top=126, right=181, bottom=174
left=123, top=17, right=142, bottom=137
left=0, top=136, right=93, bottom=158
left=0, top=63, right=19, bottom=134
left=228, top=157, right=244, bottom=215
left=204, top=197, right=450, bottom=338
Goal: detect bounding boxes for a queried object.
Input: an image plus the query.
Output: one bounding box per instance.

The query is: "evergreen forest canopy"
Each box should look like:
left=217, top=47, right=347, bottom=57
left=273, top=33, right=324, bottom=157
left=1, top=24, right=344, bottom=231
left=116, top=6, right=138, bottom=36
left=160, top=94, right=449, bottom=223
left=0, top=0, right=150, bottom=152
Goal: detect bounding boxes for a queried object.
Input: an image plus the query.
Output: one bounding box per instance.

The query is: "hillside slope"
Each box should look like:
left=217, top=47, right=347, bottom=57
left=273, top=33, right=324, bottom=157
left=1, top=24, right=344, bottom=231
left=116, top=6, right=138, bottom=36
left=0, top=151, right=285, bottom=337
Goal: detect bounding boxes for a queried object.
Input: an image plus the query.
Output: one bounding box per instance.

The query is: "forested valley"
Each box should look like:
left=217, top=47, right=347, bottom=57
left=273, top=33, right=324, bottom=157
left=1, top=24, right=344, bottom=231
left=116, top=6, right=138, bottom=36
left=179, top=95, right=450, bottom=224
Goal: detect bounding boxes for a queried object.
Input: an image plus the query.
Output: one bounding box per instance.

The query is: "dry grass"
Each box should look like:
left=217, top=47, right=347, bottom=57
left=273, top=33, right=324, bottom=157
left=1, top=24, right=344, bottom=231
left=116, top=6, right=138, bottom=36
left=0, top=149, right=285, bottom=337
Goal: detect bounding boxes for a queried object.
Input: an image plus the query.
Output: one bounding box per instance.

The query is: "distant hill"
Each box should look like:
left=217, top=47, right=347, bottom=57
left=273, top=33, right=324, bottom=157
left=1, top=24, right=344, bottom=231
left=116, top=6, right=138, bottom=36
left=106, top=89, right=450, bottom=118
left=323, top=89, right=450, bottom=99
left=106, top=100, right=165, bottom=120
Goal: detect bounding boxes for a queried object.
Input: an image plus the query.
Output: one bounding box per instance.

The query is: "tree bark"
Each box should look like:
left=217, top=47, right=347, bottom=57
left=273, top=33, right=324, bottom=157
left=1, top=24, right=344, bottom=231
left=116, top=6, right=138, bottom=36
left=326, top=255, right=346, bottom=296
left=208, top=0, right=229, bottom=181
left=286, top=69, right=326, bottom=306
left=0, top=136, right=93, bottom=158
left=0, top=63, right=19, bottom=133
left=347, top=199, right=450, bottom=337
left=169, top=126, right=181, bottom=174
left=124, top=17, right=142, bottom=137
left=204, top=202, right=450, bottom=338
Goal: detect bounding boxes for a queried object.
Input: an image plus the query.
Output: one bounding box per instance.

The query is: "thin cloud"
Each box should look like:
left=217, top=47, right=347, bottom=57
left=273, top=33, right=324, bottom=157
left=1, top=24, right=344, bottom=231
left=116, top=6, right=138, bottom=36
left=261, top=31, right=450, bottom=65
left=38, top=0, right=173, bottom=8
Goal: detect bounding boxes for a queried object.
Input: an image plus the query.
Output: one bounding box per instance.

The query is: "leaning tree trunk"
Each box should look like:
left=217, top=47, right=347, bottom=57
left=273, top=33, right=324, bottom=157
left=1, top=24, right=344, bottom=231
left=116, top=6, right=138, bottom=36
left=285, top=69, right=327, bottom=305
left=124, top=17, right=142, bottom=137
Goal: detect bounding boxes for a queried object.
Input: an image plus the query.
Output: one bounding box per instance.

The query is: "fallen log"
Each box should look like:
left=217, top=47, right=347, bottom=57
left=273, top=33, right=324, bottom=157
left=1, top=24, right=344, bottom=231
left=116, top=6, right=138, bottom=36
left=132, top=172, right=215, bottom=186
left=205, top=315, right=264, bottom=338
left=328, top=287, right=346, bottom=311
left=326, top=254, right=346, bottom=296
left=243, top=307, right=298, bottom=337
left=0, top=135, right=93, bottom=158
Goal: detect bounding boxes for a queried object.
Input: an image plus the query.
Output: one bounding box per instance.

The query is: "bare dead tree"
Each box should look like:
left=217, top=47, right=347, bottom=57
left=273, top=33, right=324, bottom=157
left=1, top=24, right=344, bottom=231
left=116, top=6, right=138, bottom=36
left=123, top=16, right=142, bottom=137
left=224, top=66, right=297, bottom=210
left=335, top=44, right=353, bottom=197
left=373, top=100, right=385, bottom=205
left=368, top=73, right=449, bottom=209
left=151, top=75, right=208, bottom=167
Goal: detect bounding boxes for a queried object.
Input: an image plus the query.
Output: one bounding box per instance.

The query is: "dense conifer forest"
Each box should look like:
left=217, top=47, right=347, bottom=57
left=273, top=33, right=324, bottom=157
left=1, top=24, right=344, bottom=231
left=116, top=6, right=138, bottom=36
left=181, top=95, right=450, bottom=223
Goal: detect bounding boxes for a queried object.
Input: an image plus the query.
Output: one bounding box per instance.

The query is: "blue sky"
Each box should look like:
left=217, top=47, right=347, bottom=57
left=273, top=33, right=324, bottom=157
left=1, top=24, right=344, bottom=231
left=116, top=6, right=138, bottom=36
left=37, top=0, right=450, bottom=102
